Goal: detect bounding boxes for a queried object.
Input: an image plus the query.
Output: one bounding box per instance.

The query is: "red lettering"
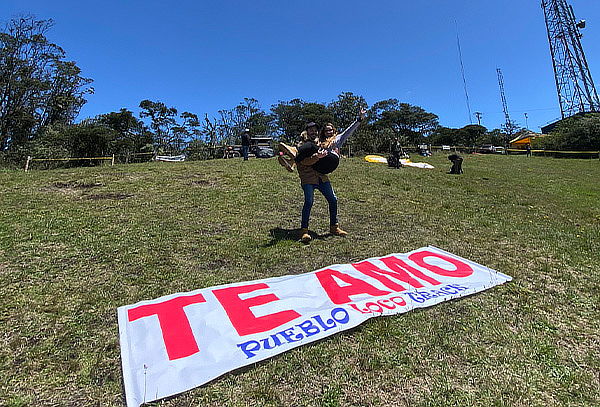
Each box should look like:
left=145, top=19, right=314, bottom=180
left=316, top=268, right=391, bottom=305
left=377, top=299, right=396, bottom=310
left=128, top=293, right=207, bottom=361
left=365, top=302, right=383, bottom=313
left=380, top=256, right=442, bottom=286
left=212, top=283, right=301, bottom=336
left=352, top=261, right=406, bottom=291
left=408, top=250, right=474, bottom=278
left=352, top=258, right=441, bottom=292
left=348, top=303, right=371, bottom=314
left=390, top=296, right=407, bottom=306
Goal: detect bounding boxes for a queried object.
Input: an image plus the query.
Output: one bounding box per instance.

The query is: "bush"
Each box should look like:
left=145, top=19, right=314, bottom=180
left=534, top=113, right=600, bottom=151
left=185, top=140, right=213, bottom=161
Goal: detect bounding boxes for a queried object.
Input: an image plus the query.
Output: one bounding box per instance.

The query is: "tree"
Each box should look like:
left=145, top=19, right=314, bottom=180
left=356, top=99, right=438, bottom=152
left=429, top=126, right=461, bottom=146
left=271, top=99, right=333, bottom=142
left=180, top=111, right=201, bottom=140
left=139, top=99, right=178, bottom=153
left=457, top=124, right=487, bottom=146
left=27, top=122, right=116, bottom=160
left=430, top=125, right=495, bottom=147
left=233, top=98, right=270, bottom=135
left=0, top=16, right=93, bottom=151
left=478, top=128, right=506, bottom=147
left=96, top=109, right=152, bottom=155
left=501, top=120, right=520, bottom=145
left=200, top=98, right=272, bottom=146
left=184, top=139, right=212, bottom=161
left=64, top=124, right=116, bottom=158
left=328, top=92, right=368, bottom=130
left=246, top=111, right=274, bottom=136
left=534, top=113, right=600, bottom=151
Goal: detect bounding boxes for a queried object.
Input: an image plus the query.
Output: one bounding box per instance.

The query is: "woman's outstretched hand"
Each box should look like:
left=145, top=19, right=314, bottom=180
left=359, top=108, right=367, bottom=122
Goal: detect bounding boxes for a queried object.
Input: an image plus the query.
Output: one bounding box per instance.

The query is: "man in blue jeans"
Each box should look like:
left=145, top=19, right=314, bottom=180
left=241, top=129, right=251, bottom=161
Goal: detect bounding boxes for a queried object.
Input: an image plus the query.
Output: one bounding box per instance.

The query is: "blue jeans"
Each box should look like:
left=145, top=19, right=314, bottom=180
left=301, top=181, right=338, bottom=228
left=242, top=145, right=249, bottom=160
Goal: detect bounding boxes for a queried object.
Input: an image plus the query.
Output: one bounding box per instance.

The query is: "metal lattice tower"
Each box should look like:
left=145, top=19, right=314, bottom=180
left=497, top=68, right=512, bottom=130
left=542, top=0, right=600, bottom=118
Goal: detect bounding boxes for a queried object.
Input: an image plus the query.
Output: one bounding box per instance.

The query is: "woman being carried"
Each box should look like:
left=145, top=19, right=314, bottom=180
left=278, top=108, right=366, bottom=174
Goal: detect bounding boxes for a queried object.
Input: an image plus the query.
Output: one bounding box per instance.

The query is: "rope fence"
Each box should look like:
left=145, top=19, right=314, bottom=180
left=506, top=149, right=599, bottom=158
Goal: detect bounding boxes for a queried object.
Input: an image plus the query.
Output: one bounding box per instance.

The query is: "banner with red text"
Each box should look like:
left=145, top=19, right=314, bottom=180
left=118, top=246, right=511, bottom=407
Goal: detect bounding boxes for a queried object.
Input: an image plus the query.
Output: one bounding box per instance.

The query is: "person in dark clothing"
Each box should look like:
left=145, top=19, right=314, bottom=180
left=241, top=129, right=251, bottom=160
left=448, top=154, right=463, bottom=174
left=526, top=144, right=531, bottom=157
left=387, top=139, right=404, bottom=169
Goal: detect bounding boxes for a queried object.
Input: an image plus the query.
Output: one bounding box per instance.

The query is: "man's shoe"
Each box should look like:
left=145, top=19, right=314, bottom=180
left=299, top=228, right=312, bottom=243
left=330, top=224, right=348, bottom=237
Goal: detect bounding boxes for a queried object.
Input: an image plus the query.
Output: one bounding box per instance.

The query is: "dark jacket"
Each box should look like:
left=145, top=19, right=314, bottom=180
left=241, top=133, right=251, bottom=146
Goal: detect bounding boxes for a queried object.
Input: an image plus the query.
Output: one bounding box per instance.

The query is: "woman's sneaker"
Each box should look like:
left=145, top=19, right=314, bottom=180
left=278, top=154, right=295, bottom=172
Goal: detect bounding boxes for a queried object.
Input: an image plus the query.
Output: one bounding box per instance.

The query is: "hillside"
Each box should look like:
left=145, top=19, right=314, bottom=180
left=1, top=154, right=599, bottom=406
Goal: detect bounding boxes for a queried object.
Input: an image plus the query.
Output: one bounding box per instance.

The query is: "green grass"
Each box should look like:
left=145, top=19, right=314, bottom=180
left=0, top=154, right=599, bottom=406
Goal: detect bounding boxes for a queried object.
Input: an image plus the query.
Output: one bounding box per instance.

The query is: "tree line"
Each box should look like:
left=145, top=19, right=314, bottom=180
left=2, top=17, right=597, bottom=167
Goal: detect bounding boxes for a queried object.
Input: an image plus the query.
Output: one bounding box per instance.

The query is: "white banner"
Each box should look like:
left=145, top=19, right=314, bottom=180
left=118, top=246, right=511, bottom=407
left=155, top=155, right=185, bottom=162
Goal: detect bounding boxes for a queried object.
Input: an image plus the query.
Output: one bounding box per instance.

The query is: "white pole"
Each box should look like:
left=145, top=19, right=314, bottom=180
left=111, top=154, right=115, bottom=166
left=24, top=156, right=32, bottom=172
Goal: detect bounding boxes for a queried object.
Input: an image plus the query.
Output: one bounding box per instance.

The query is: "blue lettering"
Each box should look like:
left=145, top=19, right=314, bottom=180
left=407, top=292, right=425, bottom=303
left=237, top=309, right=352, bottom=359
left=297, top=320, right=321, bottom=337
left=260, top=334, right=283, bottom=350
left=313, top=315, right=337, bottom=331
left=419, top=291, right=434, bottom=300
left=448, top=284, right=468, bottom=291
left=279, top=327, right=303, bottom=343
left=237, top=340, right=261, bottom=359
left=331, top=308, right=350, bottom=324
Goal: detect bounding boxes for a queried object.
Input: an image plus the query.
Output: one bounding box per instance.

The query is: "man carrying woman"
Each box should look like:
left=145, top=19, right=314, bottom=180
left=279, top=109, right=366, bottom=243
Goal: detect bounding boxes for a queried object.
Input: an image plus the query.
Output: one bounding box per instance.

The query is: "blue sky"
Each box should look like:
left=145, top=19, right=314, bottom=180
left=3, top=0, right=599, bottom=132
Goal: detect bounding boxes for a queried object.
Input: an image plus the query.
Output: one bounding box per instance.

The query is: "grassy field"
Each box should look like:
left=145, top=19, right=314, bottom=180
left=0, top=153, right=599, bottom=407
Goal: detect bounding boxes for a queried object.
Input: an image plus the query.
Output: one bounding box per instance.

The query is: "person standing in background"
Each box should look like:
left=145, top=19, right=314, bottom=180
left=241, top=129, right=251, bottom=161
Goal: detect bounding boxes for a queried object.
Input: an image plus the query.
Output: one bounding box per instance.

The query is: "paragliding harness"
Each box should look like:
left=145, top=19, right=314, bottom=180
left=387, top=151, right=402, bottom=169
left=448, top=154, right=463, bottom=174
left=387, top=141, right=407, bottom=169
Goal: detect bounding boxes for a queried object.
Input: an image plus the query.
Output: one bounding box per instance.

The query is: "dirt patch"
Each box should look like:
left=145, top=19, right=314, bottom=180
left=184, top=174, right=221, bottom=187
left=52, top=181, right=103, bottom=189
left=41, top=181, right=104, bottom=194
left=85, top=193, right=133, bottom=200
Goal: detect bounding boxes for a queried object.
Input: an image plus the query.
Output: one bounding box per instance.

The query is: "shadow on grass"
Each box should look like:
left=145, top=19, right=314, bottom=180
left=262, top=227, right=329, bottom=247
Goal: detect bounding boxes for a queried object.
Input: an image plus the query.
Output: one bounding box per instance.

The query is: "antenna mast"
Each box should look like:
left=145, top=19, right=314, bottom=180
left=542, top=0, right=600, bottom=118
left=456, top=22, right=473, bottom=124
left=497, top=68, right=512, bottom=131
